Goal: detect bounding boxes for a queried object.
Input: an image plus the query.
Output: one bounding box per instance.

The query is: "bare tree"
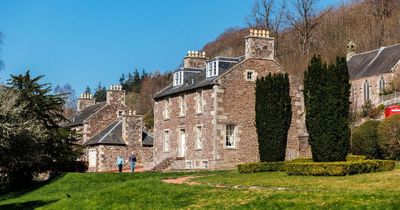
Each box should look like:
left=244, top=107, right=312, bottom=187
left=286, top=0, right=331, bottom=55
left=366, top=0, right=398, bottom=46
left=247, top=0, right=287, bottom=37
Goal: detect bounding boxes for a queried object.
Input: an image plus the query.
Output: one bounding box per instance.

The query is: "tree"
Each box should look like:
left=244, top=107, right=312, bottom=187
left=93, top=82, right=107, bottom=102
left=286, top=0, right=331, bottom=55
left=85, top=86, right=91, bottom=95
left=304, top=55, right=350, bottom=162
left=351, top=120, right=381, bottom=159
left=256, top=73, right=292, bottom=162
left=0, top=71, right=79, bottom=192
left=54, top=83, right=77, bottom=118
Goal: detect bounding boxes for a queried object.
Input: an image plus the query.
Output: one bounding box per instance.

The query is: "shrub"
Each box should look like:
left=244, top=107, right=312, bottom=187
left=378, top=114, right=400, bottom=160
left=351, top=120, right=381, bottom=159
left=238, top=162, right=285, bottom=173
left=285, top=160, right=395, bottom=176
left=256, top=73, right=292, bottom=162
left=303, top=56, right=350, bottom=162
left=346, top=155, right=367, bottom=161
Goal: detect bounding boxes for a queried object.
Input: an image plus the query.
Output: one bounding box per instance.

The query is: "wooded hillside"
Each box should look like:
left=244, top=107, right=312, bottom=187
left=202, top=0, right=400, bottom=77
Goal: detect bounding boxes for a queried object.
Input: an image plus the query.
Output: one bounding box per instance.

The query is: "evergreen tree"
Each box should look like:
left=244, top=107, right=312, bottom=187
left=256, top=73, right=292, bottom=162
left=133, top=68, right=141, bottom=93
left=1, top=71, right=79, bottom=191
left=93, top=82, right=107, bottom=102
left=85, top=86, right=91, bottom=95
left=304, top=55, right=350, bottom=162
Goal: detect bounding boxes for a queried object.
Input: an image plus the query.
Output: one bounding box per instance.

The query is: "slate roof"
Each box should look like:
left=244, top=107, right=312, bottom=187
left=84, top=120, right=125, bottom=146
left=142, top=131, right=154, bottom=147
left=154, top=56, right=243, bottom=99
left=63, top=102, right=106, bottom=127
left=348, top=44, right=400, bottom=80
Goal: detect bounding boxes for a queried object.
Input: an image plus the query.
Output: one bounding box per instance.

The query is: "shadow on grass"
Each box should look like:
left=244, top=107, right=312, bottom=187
left=0, top=199, right=59, bottom=210
left=0, top=173, right=66, bottom=201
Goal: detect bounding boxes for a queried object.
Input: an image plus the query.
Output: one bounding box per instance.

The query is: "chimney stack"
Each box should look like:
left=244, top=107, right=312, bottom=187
left=183, top=50, right=208, bottom=69
left=107, top=85, right=125, bottom=106
left=77, top=92, right=95, bottom=112
left=347, top=41, right=356, bottom=61
left=245, top=29, right=275, bottom=60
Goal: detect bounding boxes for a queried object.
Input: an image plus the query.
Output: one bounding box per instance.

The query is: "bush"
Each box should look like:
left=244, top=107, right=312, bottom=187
left=285, top=160, right=395, bottom=176
left=51, top=161, right=88, bottom=173
left=346, top=155, right=367, bottom=161
left=238, top=162, right=285, bottom=173
left=351, top=120, right=381, bottom=159
left=378, top=114, right=400, bottom=160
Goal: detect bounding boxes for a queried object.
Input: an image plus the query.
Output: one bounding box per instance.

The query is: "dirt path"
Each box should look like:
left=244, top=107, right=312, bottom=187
left=162, top=176, right=201, bottom=185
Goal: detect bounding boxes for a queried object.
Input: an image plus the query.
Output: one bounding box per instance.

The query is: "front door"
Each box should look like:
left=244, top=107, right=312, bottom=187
left=179, top=129, right=186, bottom=157
left=88, top=148, right=97, bottom=168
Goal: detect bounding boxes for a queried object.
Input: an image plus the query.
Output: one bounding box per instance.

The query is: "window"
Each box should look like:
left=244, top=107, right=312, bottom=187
left=226, top=124, right=236, bottom=148
left=179, top=95, right=186, bottom=116
left=195, top=126, right=202, bottom=150
left=163, top=130, right=170, bottom=152
left=202, top=160, right=208, bottom=169
left=379, top=76, right=385, bottom=93
left=117, top=110, right=124, bottom=118
left=163, top=98, right=170, bottom=119
left=364, top=80, right=370, bottom=102
left=185, top=160, right=193, bottom=169
left=173, top=71, right=184, bottom=86
left=246, top=70, right=255, bottom=81
left=206, top=61, right=218, bottom=78
left=196, top=90, right=203, bottom=113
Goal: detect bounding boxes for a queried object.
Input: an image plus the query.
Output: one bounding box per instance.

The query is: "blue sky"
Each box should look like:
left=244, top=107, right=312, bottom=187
left=0, top=0, right=346, bottom=94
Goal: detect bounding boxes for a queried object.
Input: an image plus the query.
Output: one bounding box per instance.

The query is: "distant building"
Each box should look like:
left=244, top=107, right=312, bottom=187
left=347, top=42, right=400, bottom=111
left=152, top=29, right=310, bottom=171
left=64, top=85, right=153, bottom=172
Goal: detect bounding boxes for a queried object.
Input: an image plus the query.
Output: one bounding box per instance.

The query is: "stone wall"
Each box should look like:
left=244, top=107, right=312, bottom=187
left=351, top=72, right=393, bottom=110
left=153, top=87, right=215, bottom=169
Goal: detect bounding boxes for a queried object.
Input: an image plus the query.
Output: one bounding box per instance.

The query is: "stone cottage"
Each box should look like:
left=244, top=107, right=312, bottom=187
left=347, top=42, right=400, bottom=111
left=64, top=85, right=153, bottom=172
left=152, top=29, right=310, bottom=171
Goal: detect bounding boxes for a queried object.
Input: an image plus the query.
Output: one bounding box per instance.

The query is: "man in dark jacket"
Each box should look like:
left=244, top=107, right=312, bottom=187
left=129, top=152, right=137, bottom=173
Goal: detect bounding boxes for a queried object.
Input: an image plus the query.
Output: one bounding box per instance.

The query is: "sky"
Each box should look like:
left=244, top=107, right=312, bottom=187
left=0, top=0, right=346, bottom=94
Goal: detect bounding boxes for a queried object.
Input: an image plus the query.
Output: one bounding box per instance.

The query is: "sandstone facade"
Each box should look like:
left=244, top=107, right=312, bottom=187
left=153, top=29, right=310, bottom=170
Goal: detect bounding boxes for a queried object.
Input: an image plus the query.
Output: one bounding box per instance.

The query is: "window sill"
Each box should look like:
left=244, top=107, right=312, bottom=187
left=196, top=111, right=203, bottom=115
left=179, top=114, right=186, bottom=118
left=195, top=148, right=203, bottom=151
left=163, top=118, right=170, bottom=121
left=225, top=147, right=237, bottom=150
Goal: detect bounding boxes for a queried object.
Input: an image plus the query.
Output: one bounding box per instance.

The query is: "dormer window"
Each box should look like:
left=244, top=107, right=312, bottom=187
left=173, top=71, right=184, bottom=86
left=206, top=61, right=218, bottom=78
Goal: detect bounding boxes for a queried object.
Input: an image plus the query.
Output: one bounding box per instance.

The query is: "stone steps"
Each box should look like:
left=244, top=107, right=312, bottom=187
left=152, top=157, right=174, bottom=171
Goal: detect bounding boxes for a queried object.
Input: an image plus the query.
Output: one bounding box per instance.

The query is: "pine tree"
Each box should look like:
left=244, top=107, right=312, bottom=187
left=256, top=73, right=292, bottom=162
left=85, top=86, right=91, bottom=95
left=93, top=82, right=107, bottom=102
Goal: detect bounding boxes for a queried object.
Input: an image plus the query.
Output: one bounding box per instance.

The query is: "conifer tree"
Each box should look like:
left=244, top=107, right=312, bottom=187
left=304, top=55, right=350, bottom=162
left=256, top=73, right=292, bottom=162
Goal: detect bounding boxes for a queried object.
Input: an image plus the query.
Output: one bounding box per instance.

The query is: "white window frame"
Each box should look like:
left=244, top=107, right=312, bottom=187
left=173, top=71, right=184, bottom=86
left=364, top=80, right=370, bottom=102
left=163, top=130, right=170, bottom=152
left=202, top=160, right=208, bottom=169
left=225, top=124, right=236, bottom=148
left=163, top=98, right=170, bottom=120
left=185, top=160, right=193, bottom=169
left=179, top=95, right=186, bottom=116
left=195, top=125, right=203, bottom=150
left=196, top=90, right=203, bottom=113
left=206, top=61, right=219, bottom=78
left=246, top=70, right=255, bottom=81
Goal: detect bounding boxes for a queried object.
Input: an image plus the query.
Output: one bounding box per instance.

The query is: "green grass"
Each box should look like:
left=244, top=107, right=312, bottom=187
left=1, top=164, right=400, bottom=209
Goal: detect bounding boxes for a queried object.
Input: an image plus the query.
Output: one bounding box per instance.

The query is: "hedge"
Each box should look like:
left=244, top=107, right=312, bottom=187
left=346, top=155, right=367, bottom=161
left=285, top=160, right=395, bottom=176
left=238, top=162, right=285, bottom=173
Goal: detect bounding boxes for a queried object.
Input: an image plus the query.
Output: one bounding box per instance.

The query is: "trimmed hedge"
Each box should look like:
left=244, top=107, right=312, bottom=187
left=346, top=155, right=367, bottom=161
left=285, top=160, right=395, bottom=176
left=351, top=120, right=381, bottom=159
left=238, top=162, right=285, bottom=173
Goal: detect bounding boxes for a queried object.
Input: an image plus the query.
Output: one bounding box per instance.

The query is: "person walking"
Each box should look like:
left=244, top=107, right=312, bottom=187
left=129, top=152, right=137, bottom=173
left=116, top=155, right=124, bottom=173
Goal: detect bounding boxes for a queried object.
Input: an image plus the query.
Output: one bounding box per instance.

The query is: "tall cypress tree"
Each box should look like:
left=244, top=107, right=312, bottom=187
left=304, top=55, right=350, bottom=162
left=256, top=73, right=292, bottom=162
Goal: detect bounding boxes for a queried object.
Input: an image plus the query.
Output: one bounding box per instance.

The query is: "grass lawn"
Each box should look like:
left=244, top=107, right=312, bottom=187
left=1, top=164, right=399, bottom=209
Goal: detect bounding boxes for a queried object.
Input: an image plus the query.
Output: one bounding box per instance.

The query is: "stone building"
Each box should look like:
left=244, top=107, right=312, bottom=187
left=347, top=42, right=400, bottom=111
left=64, top=85, right=153, bottom=172
left=152, top=29, right=310, bottom=171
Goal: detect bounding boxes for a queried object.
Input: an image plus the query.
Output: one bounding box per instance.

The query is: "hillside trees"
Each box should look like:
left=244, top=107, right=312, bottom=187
left=93, top=82, right=107, bottom=102
left=54, top=83, right=77, bottom=118
left=256, top=73, right=292, bottom=162
left=0, top=71, right=79, bottom=192
left=304, top=56, right=350, bottom=162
